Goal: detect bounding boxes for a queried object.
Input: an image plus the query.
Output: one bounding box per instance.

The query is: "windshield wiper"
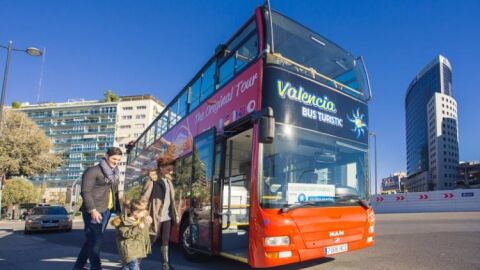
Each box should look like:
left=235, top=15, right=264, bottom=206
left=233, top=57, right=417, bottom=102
left=335, top=195, right=370, bottom=209
left=280, top=201, right=318, bottom=213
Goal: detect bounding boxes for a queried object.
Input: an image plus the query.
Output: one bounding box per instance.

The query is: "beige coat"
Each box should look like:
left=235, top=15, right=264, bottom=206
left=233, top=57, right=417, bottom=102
left=141, top=171, right=179, bottom=241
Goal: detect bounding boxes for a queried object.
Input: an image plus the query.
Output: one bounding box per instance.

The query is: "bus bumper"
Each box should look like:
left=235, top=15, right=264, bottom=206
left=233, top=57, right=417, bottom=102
left=297, top=239, right=375, bottom=262
left=257, top=239, right=375, bottom=268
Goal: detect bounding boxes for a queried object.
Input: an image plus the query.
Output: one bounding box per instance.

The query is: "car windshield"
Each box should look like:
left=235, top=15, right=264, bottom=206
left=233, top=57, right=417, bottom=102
left=32, top=207, right=68, bottom=215
left=259, top=124, right=368, bottom=209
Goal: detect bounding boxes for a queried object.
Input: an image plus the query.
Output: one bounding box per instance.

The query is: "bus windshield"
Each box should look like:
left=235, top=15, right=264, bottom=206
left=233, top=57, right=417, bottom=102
left=260, top=124, right=368, bottom=209
left=268, top=11, right=370, bottom=100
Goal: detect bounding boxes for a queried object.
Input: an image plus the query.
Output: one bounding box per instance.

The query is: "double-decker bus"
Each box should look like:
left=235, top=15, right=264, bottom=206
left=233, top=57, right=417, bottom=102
left=125, top=4, right=374, bottom=268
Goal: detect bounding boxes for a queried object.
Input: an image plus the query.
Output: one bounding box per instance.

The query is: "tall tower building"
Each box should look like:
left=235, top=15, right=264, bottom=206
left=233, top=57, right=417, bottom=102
left=404, top=55, right=459, bottom=191
left=427, top=93, right=459, bottom=190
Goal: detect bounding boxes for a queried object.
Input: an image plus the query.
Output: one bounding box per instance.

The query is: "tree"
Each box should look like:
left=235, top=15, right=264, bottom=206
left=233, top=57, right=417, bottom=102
left=2, top=177, right=38, bottom=207
left=0, top=110, right=63, bottom=178
left=103, top=90, right=119, bottom=102
left=11, top=101, right=21, bottom=109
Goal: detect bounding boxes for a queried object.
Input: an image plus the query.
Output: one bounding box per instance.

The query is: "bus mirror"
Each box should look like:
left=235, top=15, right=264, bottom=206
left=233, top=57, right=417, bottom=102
left=259, top=107, right=275, bottom=144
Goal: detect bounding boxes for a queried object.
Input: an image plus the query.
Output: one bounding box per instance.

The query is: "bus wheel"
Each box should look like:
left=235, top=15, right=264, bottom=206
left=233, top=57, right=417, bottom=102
left=180, top=221, right=208, bottom=261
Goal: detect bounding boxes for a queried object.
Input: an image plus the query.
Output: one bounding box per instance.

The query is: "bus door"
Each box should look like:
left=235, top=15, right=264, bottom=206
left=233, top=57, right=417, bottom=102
left=218, top=127, right=253, bottom=262
left=190, top=128, right=216, bottom=253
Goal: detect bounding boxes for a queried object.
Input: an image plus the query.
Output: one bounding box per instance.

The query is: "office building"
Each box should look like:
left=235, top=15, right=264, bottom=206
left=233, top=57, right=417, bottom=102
left=427, top=93, right=459, bottom=189
left=404, top=55, right=459, bottom=191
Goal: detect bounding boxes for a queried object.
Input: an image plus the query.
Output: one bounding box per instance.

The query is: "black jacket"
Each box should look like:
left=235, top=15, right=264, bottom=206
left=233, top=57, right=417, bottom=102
left=79, top=165, right=121, bottom=214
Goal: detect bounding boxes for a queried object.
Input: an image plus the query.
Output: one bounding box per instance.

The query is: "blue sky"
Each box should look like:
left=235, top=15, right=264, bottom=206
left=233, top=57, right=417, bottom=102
left=1, top=0, right=479, bottom=191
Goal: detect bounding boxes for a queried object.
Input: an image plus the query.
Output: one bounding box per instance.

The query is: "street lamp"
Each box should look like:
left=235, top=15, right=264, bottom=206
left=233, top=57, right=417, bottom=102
left=69, top=177, right=81, bottom=213
left=369, top=131, right=378, bottom=196
left=0, top=41, right=43, bottom=134
left=0, top=41, right=43, bottom=218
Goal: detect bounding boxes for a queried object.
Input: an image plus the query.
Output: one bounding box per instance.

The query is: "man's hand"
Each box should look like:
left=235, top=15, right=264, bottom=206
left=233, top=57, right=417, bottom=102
left=90, top=209, right=102, bottom=224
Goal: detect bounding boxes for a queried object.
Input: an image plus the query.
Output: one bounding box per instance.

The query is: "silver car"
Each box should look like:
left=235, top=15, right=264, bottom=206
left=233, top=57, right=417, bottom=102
left=24, top=206, right=72, bottom=234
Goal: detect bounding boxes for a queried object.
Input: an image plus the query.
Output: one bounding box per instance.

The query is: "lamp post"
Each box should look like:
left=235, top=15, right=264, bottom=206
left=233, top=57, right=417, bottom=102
left=0, top=41, right=43, bottom=133
left=70, top=177, right=81, bottom=213
left=0, top=41, right=42, bottom=218
left=369, top=132, right=378, bottom=196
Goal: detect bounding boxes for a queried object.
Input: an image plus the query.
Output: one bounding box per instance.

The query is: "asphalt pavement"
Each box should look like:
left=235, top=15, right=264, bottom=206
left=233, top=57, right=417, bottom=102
left=0, top=212, right=479, bottom=270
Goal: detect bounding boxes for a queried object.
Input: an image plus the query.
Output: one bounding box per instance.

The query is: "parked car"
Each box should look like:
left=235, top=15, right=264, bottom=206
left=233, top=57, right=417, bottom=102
left=24, top=206, right=72, bottom=234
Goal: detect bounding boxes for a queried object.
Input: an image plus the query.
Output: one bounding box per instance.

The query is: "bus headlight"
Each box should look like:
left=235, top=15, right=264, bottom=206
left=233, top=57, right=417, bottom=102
left=368, top=225, right=375, bottom=234
left=265, top=236, right=290, bottom=246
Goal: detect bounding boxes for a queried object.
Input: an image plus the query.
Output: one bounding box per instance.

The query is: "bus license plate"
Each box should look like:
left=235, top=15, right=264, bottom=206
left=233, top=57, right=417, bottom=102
left=325, top=244, right=348, bottom=255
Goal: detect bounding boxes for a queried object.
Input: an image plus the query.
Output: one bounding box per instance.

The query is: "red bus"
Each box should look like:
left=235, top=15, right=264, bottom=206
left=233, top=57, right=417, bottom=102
left=125, top=4, right=374, bottom=268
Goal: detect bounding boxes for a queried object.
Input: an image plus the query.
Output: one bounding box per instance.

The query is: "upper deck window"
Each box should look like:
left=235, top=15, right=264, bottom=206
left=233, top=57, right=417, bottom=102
left=267, top=11, right=369, bottom=100
left=188, top=60, right=216, bottom=113
left=219, top=20, right=259, bottom=88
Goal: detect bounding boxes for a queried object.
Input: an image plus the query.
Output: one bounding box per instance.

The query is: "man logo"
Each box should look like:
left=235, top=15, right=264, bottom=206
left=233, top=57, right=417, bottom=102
left=329, top=231, right=345, bottom=237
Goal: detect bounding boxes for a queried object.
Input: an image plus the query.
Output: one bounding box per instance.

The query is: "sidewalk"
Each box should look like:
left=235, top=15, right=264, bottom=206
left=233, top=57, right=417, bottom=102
left=0, top=228, right=199, bottom=270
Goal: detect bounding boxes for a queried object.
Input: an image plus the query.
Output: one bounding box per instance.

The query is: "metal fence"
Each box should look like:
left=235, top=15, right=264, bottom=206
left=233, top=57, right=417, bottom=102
left=371, top=189, right=480, bottom=213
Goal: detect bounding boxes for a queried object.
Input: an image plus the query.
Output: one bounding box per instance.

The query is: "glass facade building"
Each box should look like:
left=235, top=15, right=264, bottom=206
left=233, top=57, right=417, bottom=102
left=405, top=55, right=458, bottom=191
left=18, top=100, right=117, bottom=186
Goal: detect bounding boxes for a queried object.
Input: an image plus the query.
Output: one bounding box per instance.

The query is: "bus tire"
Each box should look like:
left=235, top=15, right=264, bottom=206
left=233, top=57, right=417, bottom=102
left=180, top=220, right=209, bottom=262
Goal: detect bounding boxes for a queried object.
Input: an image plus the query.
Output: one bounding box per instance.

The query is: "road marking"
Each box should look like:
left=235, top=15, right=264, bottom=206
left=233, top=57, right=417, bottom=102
left=42, top=257, right=121, bottom=267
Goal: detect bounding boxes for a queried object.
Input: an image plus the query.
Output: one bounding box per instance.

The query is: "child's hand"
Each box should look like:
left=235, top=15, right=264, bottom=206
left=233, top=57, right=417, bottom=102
left=145, top=216, right=152, bottom=225
left=139, top=223, right=145, bottom=229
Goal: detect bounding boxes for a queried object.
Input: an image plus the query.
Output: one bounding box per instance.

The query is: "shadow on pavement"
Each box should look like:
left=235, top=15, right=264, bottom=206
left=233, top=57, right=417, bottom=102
left=0, top=228, right=121, bottom=270
left=13, top=227, right=336, bottom=270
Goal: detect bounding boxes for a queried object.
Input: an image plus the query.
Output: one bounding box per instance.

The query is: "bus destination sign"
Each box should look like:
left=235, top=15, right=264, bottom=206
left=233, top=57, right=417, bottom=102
left=263, top=67, right=369, bottom=144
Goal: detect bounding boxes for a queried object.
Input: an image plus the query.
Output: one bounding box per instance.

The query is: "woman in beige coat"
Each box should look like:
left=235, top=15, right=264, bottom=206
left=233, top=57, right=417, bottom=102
left=141, top=156, right=178, bottom=270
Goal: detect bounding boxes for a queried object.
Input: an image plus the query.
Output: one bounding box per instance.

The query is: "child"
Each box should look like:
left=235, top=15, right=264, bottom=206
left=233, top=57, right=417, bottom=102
left=111, top=199, right=152, bottom=270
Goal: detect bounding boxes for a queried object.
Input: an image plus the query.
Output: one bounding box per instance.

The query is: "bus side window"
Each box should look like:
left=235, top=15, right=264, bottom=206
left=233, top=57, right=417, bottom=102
left=190, top=79, right=201, bottom=111
left=235, top=34, right=258, bottom=71
left=218, top=33, right=258, bottom=88
left=200, top=62, right=216, bottom=99
left=219, top=57, right=235, bottom=86
left=177, top=90, right=188, bottom=118
left=218, top=20, right=258, bottom=88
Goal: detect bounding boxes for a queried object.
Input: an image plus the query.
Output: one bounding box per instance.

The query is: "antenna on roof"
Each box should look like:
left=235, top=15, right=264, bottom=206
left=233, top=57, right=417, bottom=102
left=36, top=47, right=46, bottom=103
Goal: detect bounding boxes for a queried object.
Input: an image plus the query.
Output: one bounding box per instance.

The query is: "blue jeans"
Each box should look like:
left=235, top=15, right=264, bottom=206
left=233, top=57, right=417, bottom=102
left=73, top=210, right=111, bottom=270
left=121, top=259, right=140, bottom=270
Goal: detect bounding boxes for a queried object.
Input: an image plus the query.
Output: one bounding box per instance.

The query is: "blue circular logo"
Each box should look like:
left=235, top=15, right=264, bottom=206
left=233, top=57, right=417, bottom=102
left=298, top=193, right=307, bottom=202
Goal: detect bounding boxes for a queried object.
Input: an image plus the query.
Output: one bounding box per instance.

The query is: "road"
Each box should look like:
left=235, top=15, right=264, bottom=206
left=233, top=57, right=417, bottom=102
left=1, top=212, right=479, bottom=270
